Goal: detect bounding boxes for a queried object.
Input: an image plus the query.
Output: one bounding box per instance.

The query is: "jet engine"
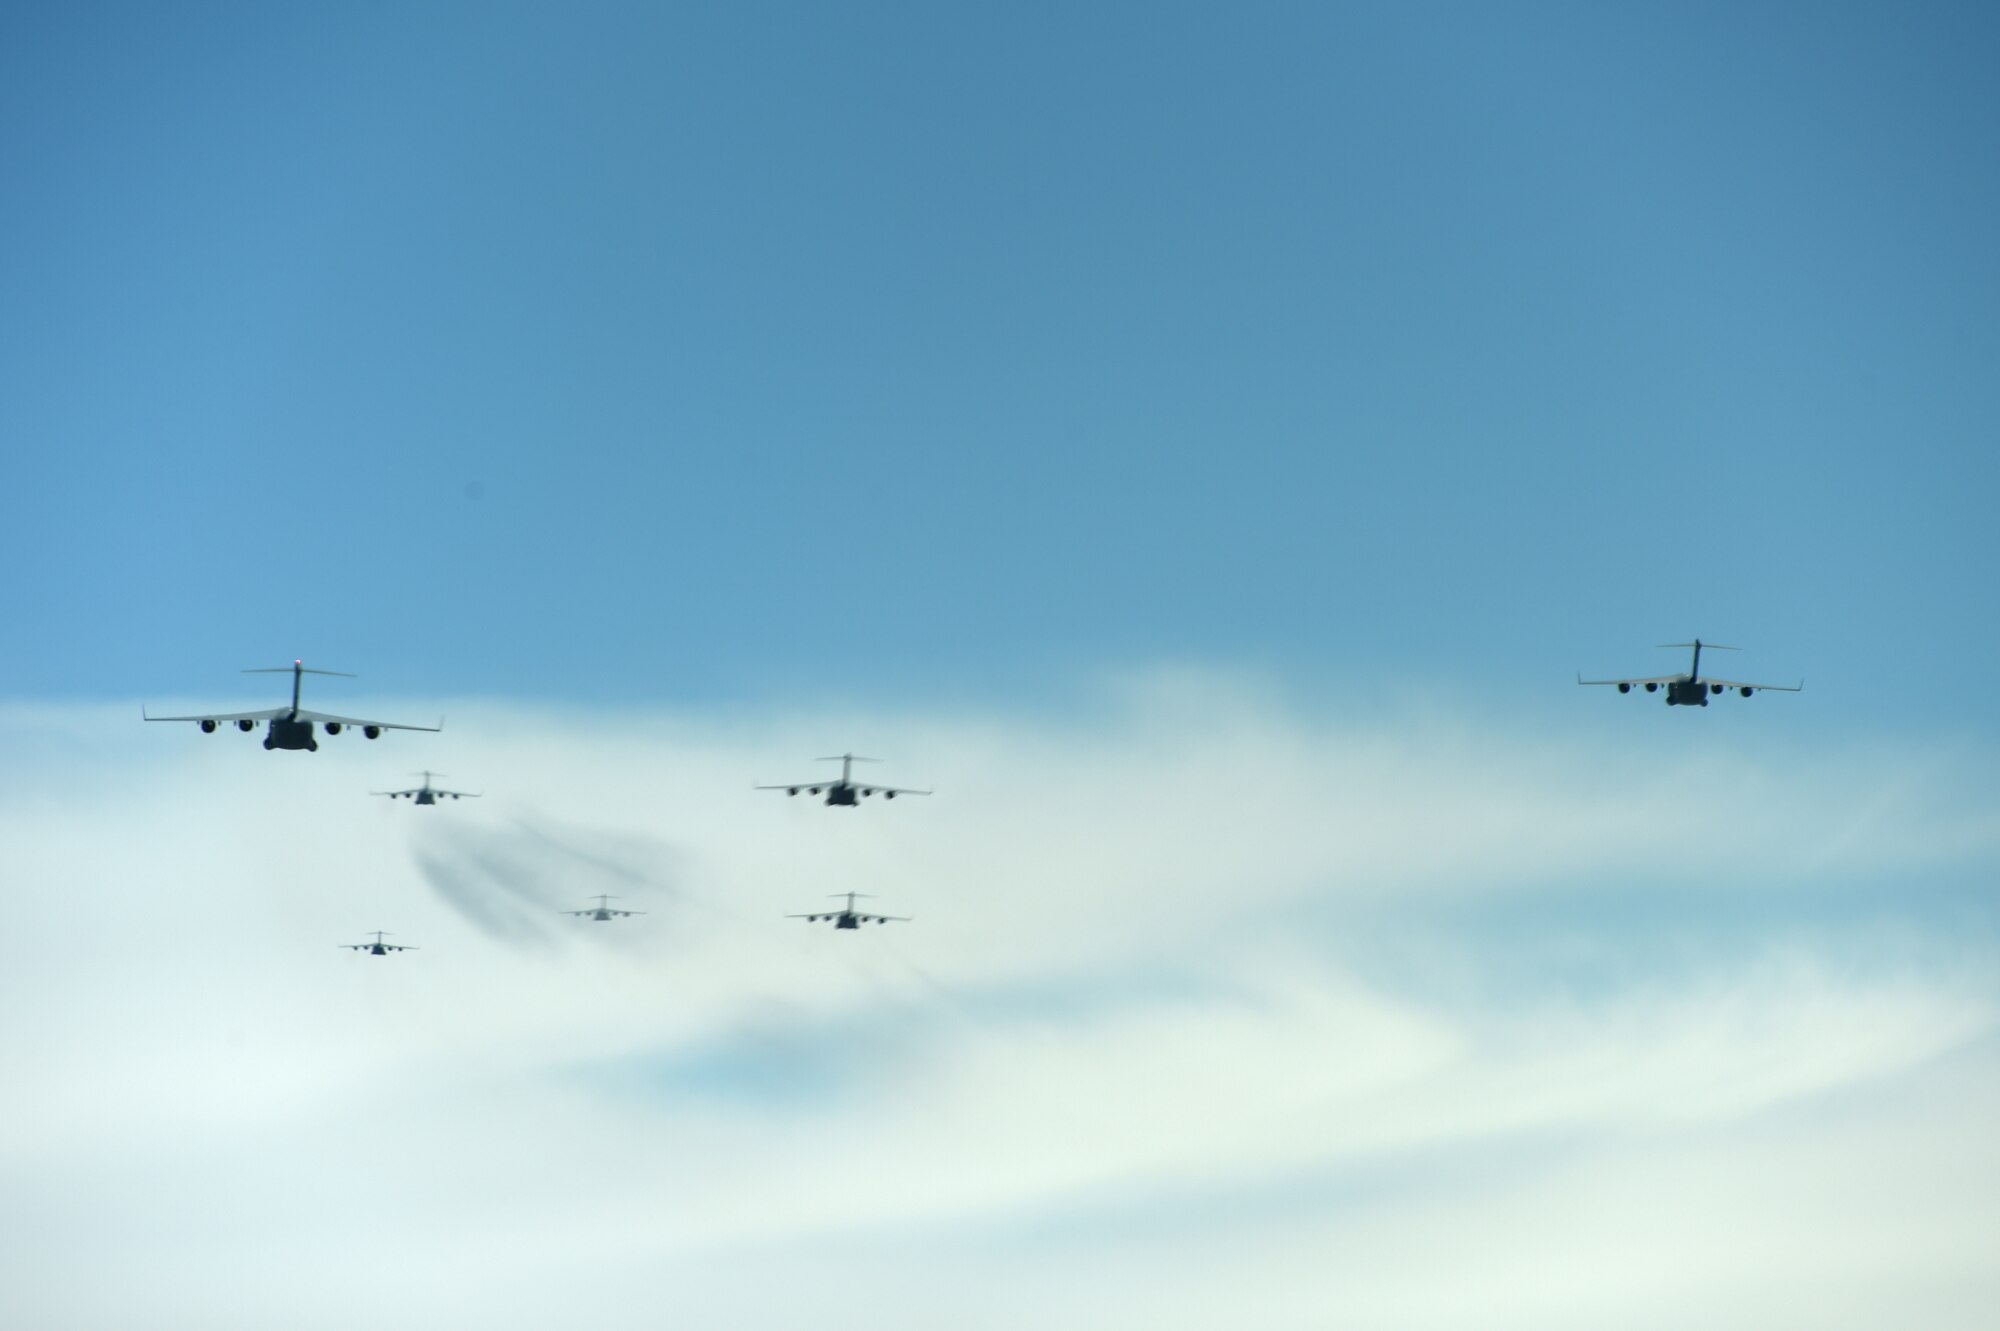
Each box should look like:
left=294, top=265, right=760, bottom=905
left=1711, top=683, right=1724, bottom=695
left=363, top=725, right=382, bottom=739
left=788, top=787, right=799, bottom=796
left=199, top=719, right=217, bottom=732
left=1616, top=683, right=1630, bottom=694
left=1740, top=686, right=1754, bottom=697
left=885, top=791, right=897, bottom=799
left=1643, top=682, right=1658, bottom=693
left=324, top=722, right=342, bottom=734
left=237, top=719, right=256, bottom=731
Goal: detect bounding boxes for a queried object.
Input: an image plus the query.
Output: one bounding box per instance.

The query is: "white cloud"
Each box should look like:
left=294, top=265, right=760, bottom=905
left=0, top=673, right=1994, bottom=1328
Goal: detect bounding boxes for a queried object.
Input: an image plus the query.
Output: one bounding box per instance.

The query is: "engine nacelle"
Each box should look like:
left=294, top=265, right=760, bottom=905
left=885, top=791, right=896, bottom=799
left=788, top=788, right=799, bottom=796
left=1711, top=682, right=1724, bottom=695
left=1643, top=682, right=1658, bottom=693
left=1740, top=686, right=1753, bottom=697
left=199, top=719, right=217, bottom=733
left=808, top=787, right=821, bottom=795
left=1616, top=682, right=1630, bottom=694
left=363, top=725, right=382, bottom=739
left=237, top=719, right=256, bottom=732
left=323, top=722, right=342, bottom=735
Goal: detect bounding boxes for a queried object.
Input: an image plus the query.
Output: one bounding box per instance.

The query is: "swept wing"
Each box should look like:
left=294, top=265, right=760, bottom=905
left=295, top=709, right=441, bottom=732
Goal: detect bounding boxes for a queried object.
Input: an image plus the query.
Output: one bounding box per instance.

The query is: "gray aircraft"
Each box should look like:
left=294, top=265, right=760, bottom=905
left=1578, top=640, right=1802, bottom=707
left=145, top=660, right=440, bottom=751
left=342, top=930, right=416, bottom=956
left=564, top=894, right=644, bottom=922
left=757, top=754, right=931, bottom=807
left=789, top=891, right=910, bottom=930
left=373, top=771, right=479, bottom=805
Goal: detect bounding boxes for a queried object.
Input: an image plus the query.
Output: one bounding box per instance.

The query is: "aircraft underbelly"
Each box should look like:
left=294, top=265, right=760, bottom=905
left=1666, top=681, right=1708, bottom=706
left=266, top=718, right=318, bottom=750
left=827, top=788, right=858, bottom=806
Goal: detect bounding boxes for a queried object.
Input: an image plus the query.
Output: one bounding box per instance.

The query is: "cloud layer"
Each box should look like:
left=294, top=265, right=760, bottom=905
left=1, top=673, right=1994, bottom=1329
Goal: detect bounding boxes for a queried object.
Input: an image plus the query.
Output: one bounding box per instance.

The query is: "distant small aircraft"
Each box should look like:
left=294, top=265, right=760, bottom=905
left=563, top=894, right=644, bottom=922
left=342, top=930, right=416, bottom=956
left=757, top=754, right=931, bottom=807
left=373, top=771, right=479, bottom=805
left=145, top=660, right=440, bottom=751
left=789, top=891, right=910, bottom=930
left=1578, top=640, right=1802, bottom=707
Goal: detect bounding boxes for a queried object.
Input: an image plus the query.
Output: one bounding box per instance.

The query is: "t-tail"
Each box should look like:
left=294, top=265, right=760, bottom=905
left=1657, top=640, right=1736, bottom=680
left=816, top=754, right=882, bottom=785
left=243, top=659, right=355, bottom=713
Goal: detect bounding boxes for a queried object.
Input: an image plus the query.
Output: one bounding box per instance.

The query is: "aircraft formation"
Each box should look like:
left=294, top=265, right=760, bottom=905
left=147, top=643, right=1796, bottom=950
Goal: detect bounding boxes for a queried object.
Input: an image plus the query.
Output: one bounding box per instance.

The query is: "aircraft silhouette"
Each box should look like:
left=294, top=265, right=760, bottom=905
left=563, top=894, right=644, bottom=922
left=1578, top=641, right=1802, bottom=707
left=788, top=891, right=910, bottom=930
left=341, top=930, right=416, bottom=956
left=146, top=660, right=440, bottom=751
left=373, top=771, right=479, bottom=805
left=757, top=754, right=931, bottom=807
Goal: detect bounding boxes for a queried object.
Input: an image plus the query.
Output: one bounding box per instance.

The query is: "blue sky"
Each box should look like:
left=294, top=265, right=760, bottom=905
left=3, top=2, right=1994, bottom=724
left=2, top=6, right=1998, bottom=1327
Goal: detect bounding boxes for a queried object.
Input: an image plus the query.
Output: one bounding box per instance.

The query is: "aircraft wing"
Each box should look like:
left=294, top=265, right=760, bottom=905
left=1698, top=676, right=1803, bottom=693
left=435, top=789, right=481, bottom=799
left=372, top=788, right=419, bottom=798
left=855, top=784, right=931, bottom=797
left=758, top=779, right=825, bottom=791
left=294, top=709, right=442, bottom=733
left=859, top=913, right=911, bottom=923
left=144, top=707, right=287, bottom=723
left=1575, top=673, right=1680, bottom=688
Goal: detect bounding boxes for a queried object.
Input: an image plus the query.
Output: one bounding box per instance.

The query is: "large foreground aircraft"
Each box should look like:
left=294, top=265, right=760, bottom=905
left=789, top=891, right=910, bottom=930
left=145, top=660, right=441, bottom=751
left=757, top=754, right=931, bottom=807
left=1578, top=640, right=1802, bottom=707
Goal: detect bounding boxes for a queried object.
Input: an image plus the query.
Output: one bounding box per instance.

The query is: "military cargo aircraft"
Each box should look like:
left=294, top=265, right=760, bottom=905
left=146, top=660, right=440, bottom=751
left=563, top=894, right=644, bottom=922
left=1578, top=640, right=1802, bottom=707
left=757, top=754, right=930, bottom=806
left=342, top=930, right=416, bottom=956
left=789, top=891, right=909, bottom=930
left=373, top=771, right=478, bottom=805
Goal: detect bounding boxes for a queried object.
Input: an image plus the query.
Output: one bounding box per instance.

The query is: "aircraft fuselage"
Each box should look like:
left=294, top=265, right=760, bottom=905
left=835, top=912, right=861, bottom=929
left=414, top=789, right=436, bottom=805
left=264, top=714, right=319, bottom=751
left=1665, top=679, right=1711, bottom=707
